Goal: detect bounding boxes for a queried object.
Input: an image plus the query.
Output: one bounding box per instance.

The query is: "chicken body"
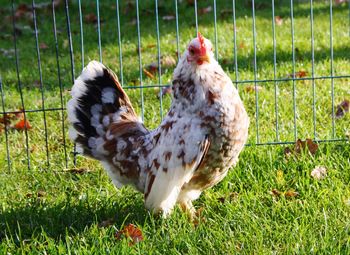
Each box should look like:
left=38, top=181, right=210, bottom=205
left=67, top=34, right=249, bottom=217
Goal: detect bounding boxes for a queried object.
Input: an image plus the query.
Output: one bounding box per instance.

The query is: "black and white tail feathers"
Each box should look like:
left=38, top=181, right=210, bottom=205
left=67, top=61, right=140, bottom=159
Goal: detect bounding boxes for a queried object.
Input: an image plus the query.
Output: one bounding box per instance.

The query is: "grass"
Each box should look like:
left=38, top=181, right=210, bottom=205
left=0, top=0, right=349, bottom=254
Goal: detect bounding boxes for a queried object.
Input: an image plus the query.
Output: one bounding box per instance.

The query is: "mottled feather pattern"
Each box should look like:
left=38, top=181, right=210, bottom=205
left=67, top=35, right=249, bottom=217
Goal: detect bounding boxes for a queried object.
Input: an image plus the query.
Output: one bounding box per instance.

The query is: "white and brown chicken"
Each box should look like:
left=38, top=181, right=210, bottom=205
left=67, top=33, right=249, bottom=217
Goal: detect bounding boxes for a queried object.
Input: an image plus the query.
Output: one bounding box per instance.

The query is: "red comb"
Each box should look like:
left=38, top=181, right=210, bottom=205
left=197, top=32, right=206, bottom=55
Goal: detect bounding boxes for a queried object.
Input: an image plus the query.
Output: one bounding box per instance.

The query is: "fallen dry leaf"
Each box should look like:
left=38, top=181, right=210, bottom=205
left=284, top=138, right=318, bottom=157
left=311, top=166, right=327, bottom=180
left=14, top=3, right=33, bottom=20
left=275, top=16, right=283, bottom=26
left=145, top=62, right=158, bottom=74
left=270, top=189, right=298, bottom=198
left=285, top=190, right=299, bottom=198
left=288, top=70, right=308, bottom=78
left=161, top=55, right=176, bottom=68
left=295, top=138, right=318, bottom=155
left=85, top=13, right=97, bottom=24
left=39, top=42, right=49, bottom=50
left=244, top=85, right=263, bottom=93
left=199, top=6, right=212, bottom=15
left=143, top=68, right=155, bottom=80
left=335, top=99, right=349, bottom=119
left=115, top=223, right=143, bottom=246
left=13, top=119, right=32, bottom=130
left=335, top=0, right=348, bottom=5
left=67, top=168, right=88, bottom=174
left=98, top=218, right=116, bottom=228
left=270, top=188, right=282, bottom=197
left=146, top=44, right=156, bottom=49
left=0, top=113, right=15, bottom=126
left=217, top=192, right=239, bottom=203
left=37, top=190, right=47, bottom=197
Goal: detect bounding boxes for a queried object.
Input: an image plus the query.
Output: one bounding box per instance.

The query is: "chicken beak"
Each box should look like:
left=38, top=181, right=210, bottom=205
left=198, top=54, right=210, bottom=63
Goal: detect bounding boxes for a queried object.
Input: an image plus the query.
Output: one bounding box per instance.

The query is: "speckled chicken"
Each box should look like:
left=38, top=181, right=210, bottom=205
left=67, top=33, right=249, bottom=217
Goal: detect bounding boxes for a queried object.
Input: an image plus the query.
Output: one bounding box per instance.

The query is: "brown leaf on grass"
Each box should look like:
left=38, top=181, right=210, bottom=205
left=98, top=218, right=116, bottom=228
left=311, top=166, right=327, bottom=180
left=0, top=113, right=15, bottom=126
left=14, top=4, right=33, bottom=20
left=145, top=62, right=158, bottom=74
left=275, top=16, right=283, bottom=26
left=270, top=188, right=282, bottom=197
left=295, top=139, right=318, bottom=155
left=13, top=119, right=32, bottom=131
left=123, top=1, right=135, bottom=15
left=288, top=70, right=308, bottom=78
left=217, top=192, right=239, bottom=203
left=146, top=44, right=156, bottom=49
left=85, top=13, right=97, bottom=24
left=335, top=0, right=348, bottom=5
left=186, top=0, right=195, bottom=6
left=39, top=42, right=49, bottom=50
left=67, top=168, right=88, bottom=174
left=161, top=55, right=176, bottom=68
left=199, top=6, right=212, bottom=15
left=285, top=190, right=299, bottom=198
left=239, top=42, right=245, bottom=49
left=37, top=190, right=47, bottom=197
left=244, top=85, right=263, bottom=93
left=143, top=68, right=155, bottom=80
left=162, top=15, right=175, bottom=21
left=26, top=190, right=46, bottom=198
left=270, top=189, right=298, bottom=198
left=115, top=223, right=143, bottom=246
left=335, top=99, right=349, bottom=119
left=284, top=138, right=318, bottom=157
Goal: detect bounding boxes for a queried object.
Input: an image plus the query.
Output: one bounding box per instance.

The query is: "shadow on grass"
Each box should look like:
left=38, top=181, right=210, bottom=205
left=0, top=195, right=149, bottom=243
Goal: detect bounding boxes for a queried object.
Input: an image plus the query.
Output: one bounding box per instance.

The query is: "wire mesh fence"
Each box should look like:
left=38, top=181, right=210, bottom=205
left=0, top=0, right=349, bottom=172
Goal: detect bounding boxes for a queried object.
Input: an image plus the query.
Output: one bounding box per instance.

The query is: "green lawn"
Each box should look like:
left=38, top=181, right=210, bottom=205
left=0, top=0, right=349, bottom=254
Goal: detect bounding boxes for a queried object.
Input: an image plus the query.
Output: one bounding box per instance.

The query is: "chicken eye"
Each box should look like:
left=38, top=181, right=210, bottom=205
left=189, top=48, right=195, bottom=55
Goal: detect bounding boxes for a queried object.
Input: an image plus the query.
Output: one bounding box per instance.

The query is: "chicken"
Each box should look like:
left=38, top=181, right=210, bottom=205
left=67, top=33, right=249, bottom=217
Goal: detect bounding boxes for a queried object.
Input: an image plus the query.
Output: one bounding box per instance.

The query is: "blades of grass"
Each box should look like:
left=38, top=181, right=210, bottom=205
left=78, top=0, right=84, bottom=69
left=115, top=0, right=124, bottom=86
left=32, top=0, right=50, bottom=168
left=11, top=0, right=31, bottom=170
left=155, top=0, right=164, bottom=120
left=232, top=0, right=239, bottom=89
left=175, top=0, right=180, bottom=61
left=290, top=0, right=297, bottom=141
left=64, top=0, right=76, bottom=166
left=272, top=0, right=279, bottom=142
left=213, top=0, right=218, bottom=61
left=329, top=0, right=335, bottom=138
left=0, top=77, right=11, bottom=172
left=194, top=0, right=198, bottom=34
left=310, top=0, right=317, bottom=140
left=136, top=0, right=144, bottom=121
left=52, top=0, right=68, bottom=169
left=252, top=0, right=260, bottom=144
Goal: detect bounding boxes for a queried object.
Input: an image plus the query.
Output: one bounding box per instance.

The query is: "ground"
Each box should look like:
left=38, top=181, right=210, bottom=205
left=0, top=0, right=349, bottom=254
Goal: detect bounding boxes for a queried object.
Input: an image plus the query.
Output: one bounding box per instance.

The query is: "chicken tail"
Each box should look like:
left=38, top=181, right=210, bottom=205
left=67, top=61, right=144, bottom=159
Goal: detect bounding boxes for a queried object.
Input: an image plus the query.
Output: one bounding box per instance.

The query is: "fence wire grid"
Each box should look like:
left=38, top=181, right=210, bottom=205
left=0, top=0, right=349, bottom=172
